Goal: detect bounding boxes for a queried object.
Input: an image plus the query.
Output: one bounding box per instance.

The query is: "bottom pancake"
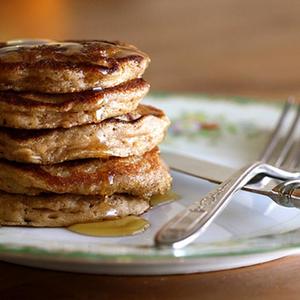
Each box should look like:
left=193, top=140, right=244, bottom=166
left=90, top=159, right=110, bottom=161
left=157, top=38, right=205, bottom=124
left=0, top=193, right=149, bottom=227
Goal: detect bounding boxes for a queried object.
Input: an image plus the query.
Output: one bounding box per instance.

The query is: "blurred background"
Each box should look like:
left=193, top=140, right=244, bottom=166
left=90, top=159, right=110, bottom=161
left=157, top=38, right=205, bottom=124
left=0, top=0, right=300, bottom=100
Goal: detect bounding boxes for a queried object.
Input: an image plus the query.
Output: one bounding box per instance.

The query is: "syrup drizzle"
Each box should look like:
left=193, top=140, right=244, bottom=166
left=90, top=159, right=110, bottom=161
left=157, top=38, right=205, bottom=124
left=0, top=40, right=84, bottom=56
left=150, top=191, right=181, bottom=207
left=0, top=39, right=143, bottom=62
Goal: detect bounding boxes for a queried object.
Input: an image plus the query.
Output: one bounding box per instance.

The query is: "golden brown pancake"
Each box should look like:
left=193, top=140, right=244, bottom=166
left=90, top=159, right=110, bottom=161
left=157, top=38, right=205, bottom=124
left=0, top=79, right=149, bottom=129
left=0, top=104, right=170, bottom=164
left=0, top=39, right=150, bottom=93
left=0, top=192, right=150, bottom=227
left=0, top=148, right=172, bottom=198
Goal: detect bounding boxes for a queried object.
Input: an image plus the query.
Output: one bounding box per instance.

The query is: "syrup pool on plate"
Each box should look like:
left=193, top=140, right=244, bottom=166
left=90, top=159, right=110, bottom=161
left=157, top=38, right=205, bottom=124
left=68, top=191, right=180, bottom=237
left=68, top=216, right=150, bottom=237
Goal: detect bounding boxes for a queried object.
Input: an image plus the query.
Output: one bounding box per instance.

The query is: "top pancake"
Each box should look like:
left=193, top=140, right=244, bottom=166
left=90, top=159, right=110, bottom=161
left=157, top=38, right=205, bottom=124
left=0, top=39, right=150, bottom=93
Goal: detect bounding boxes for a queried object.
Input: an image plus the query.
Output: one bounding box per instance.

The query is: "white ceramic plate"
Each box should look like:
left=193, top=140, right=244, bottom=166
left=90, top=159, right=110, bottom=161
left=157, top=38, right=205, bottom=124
left=2, top=94, right=300, bottom=275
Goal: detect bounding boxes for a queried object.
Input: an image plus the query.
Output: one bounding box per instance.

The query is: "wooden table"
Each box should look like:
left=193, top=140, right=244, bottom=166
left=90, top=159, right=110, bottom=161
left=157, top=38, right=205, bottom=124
left=0, top=256, right=299, bottom=300
left=1, top=1, right=300, bottom=299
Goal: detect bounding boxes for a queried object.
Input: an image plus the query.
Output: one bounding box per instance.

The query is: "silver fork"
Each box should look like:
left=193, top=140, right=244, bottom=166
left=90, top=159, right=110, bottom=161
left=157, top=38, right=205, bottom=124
left=155, top=98, right=300, bottom=249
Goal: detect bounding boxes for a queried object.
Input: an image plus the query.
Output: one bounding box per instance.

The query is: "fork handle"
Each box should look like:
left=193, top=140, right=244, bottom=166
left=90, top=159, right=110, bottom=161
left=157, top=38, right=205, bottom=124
left=155, top=161, right=266, bottom=249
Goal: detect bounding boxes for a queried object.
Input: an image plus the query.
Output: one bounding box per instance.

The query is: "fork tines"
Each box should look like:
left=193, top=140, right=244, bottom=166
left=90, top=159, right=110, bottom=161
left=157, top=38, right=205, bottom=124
left=260, top=97, right=300, bottom=171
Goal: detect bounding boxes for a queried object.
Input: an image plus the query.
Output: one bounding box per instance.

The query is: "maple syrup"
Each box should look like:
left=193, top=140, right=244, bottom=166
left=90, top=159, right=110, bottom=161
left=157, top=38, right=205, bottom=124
left=0, top=39, right=142, bottom=63
left=68, top=216, right=149, bottom=237
left=150, top=191, right=181, bottom=207
left=68, top=190, right=179, bottom=238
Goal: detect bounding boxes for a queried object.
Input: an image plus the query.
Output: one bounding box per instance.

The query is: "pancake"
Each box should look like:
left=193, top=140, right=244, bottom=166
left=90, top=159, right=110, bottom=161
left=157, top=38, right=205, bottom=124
left=0, top=39, right=150, bottom=93
left=0, top=148, right=172, bottom=197
left=0, top=192, right=149, bottom=227
left=0, top=104, right=170, bottom=164
left=0, top=78, right=149, bottom=129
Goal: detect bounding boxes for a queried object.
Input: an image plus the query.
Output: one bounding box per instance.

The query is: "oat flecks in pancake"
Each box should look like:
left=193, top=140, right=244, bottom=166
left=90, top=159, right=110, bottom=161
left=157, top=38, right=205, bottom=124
left=0, top=192, right=150, bottom=227
left=0, top=40, right=150, bottom=93
left=0, top=79, right=150, bottom=129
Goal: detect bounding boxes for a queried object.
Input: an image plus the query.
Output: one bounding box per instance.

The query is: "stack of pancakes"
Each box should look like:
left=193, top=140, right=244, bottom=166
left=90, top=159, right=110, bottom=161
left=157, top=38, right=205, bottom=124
left=0, top=40, right=172, bottom=227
